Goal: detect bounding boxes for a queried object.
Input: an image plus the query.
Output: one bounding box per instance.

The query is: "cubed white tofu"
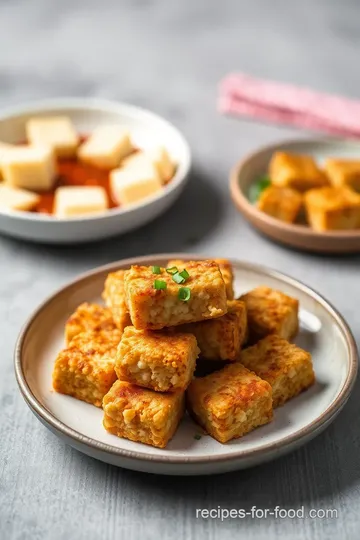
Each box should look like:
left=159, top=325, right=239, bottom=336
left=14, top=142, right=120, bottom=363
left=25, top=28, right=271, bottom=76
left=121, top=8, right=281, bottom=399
left=122, top=147, right=175, bottom=184
left=26, top=116, right=79, bottom=158
left=54, top=186, right=108, bottom=218
left=110, top=161, right=162, bottom=206
left=0, top=184, right=40, bottom=212
left=0, top=142, right=16, bottom=179
left=1, top=146, right=56, bottom=191
left=78, top=125, right=134, bottom=169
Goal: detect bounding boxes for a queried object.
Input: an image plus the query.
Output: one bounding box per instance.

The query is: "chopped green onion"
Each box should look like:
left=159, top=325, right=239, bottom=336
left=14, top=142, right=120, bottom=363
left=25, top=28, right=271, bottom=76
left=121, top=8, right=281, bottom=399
left=249, top=175, right=271, bottom=203
left=152, top=265, right=161, bottom=274
left=178, top=287, right=191, bottom=301
left=154, top=279, right=167, bottom=290
left=194, top=434, right=202, bottom=440
left=172, top=272, right=186, bottom=284
left=166, top=266, right=178, bottom=275
left=178, top=269, right=190, bottom=281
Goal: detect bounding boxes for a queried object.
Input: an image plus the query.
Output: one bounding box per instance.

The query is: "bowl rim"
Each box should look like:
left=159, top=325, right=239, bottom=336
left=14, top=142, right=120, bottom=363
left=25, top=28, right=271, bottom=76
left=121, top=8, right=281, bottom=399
left=230, top=137, right=360, bottom=240
left=0, top=97, right=191, bottom=223
left=14, top=253, right=359, bottom=466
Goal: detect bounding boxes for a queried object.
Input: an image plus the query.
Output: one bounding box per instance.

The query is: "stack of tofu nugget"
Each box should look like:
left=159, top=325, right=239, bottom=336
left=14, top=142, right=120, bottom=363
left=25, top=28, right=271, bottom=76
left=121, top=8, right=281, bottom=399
left=52, top=258, right=315, bottom=448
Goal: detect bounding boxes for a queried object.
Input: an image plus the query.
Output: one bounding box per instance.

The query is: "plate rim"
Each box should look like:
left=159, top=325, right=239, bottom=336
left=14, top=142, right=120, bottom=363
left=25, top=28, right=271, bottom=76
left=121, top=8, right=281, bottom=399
left=14, top=253, right=359, bottom=465
left=230, top=137, right=360, bottom=240
left=0, top=97, right=191, bottom=223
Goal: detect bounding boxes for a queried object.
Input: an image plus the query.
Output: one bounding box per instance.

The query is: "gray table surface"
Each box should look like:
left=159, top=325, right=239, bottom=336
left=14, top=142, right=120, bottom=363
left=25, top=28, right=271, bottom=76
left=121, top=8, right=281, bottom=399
left=1, top=1, right=360, bottom=538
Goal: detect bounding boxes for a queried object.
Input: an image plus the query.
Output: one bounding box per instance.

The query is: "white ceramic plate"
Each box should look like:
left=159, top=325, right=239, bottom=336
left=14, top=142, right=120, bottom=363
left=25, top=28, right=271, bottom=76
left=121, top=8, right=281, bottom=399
left=15, top=254, right=358, bottom=475
left=0, top=99, right=191, bottom=243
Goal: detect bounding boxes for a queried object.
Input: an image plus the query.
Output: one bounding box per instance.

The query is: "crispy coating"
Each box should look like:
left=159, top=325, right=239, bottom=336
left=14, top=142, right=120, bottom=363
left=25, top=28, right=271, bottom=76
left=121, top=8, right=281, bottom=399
left=53, top=328, right=122, bottom=407
left=187, top=363, right=273, bottom=443
left=257, top=186, right=303, bottom=223
left=124, top=261, right=227, bottom=330
left=102, top=270, right=132, bottom=331
left=178, top=300, right=247, bottom=361
left=324, top=158, right=360, bottom=192
left=304, top=186, right=360, bottom=231
left=116, top=326, right=199, bottom=392
left=65, top=302, right=116, bottom=345
left=168, top=258, right=234, bottom=299
left=239, top=286, right=299, bottom=344
left=239, top=335, right=315, bottom=407
left=269, top=152, right=328, bottom=192
left=103, top=380, right=185, bottom=448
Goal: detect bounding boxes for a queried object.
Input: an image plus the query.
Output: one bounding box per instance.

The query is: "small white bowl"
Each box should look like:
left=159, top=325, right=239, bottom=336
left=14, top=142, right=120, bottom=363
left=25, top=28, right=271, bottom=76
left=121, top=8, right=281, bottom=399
left=0, top=98, right=191, bottom=243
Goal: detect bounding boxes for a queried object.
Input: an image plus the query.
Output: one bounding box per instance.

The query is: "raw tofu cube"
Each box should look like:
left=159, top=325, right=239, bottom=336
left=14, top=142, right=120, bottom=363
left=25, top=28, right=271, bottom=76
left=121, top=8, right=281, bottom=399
left=124, top=261, right=228, bottom=330
left=78, top=125, right=133, bottom=169
left=54, top=186, right=108, bottom=218
left=0, top=184, right=40, bottom=212
left=239, top=335, right=315, bottom=407
left=0, top=142, right=16, bottom=179
left=65, top=303, right=116, bottom=346
left=305, top=186, right=360, bottom=231
left=168, top=258, right=234, bottom=300
left=122, top=147, right=175, bottom=184
left=187, top=363, right=273, bottom=443
left=110, top=161, right=162, bottom=206
left=239, top=286, right=299, bottom=344
left=257, top=186, right=303, bottom=223
left=103, top=380, right=185, bottom=448
left=26, top=116, right=79, bottom=158
left=1, top=145, right=56, bottom=191
left=116, top=326, right=199, bottom=392
left=324, top=158, right=360, bottom=192
left=178, top=300, right=247, bottom=361
left=52, top=328, right=122, bottom=407
left=269, top=152, right=328, bottom=192
left=102, top=270, right=132, bottom=331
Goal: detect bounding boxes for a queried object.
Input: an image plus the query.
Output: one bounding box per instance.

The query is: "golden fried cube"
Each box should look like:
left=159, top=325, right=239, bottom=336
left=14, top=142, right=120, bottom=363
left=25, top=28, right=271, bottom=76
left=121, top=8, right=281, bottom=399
left=102, top=270, right=132, bottom=331
left=179, top=300, right=247, bottom=361
left=269, top=152, right=328, bottom=192
left=239, top=335, right=315, bottom=407
left=239, top=286, right=299, bottom=344
left=324, top=158, right=360, bottom=192
left=168, top=258, right=234, bottom=299
left=305, top=186, right=360, bottom=231
left=65, top=303, right=116, bottom=345
left=53, top=328, right=122, bottom=407
left=116, top=327, right=199, bottom=392
left=103, top=380, right=185, bottom=448
left=124, top=261, right=227, bottom=330
left=257, top=186, right=303, bottom=223
left=187, top=363, right=273, bottom=443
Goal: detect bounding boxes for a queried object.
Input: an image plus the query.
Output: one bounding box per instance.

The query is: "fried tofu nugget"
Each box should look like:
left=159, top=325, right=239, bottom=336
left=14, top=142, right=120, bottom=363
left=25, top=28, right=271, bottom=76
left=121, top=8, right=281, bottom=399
left=269, top=152, right=328, bottom=192
left=65, top=302, right=116, bottom=345
left=124, top=261, right=227, bottom=330
left=116, top=326, right=199, bottom=392
left=103, top=380, right=185, bottom=448
left=305, top=186, right=360, bottom=231
left=239, top=286, right=299, bottom=344
left=53, top=328, right=122, bottom=407
left=324, top=158, right=360, bottom=192
left=257, top=186, right=303, bottom=223
left=239, top=335, right=315, bottom=407
left=168, top=258, right=234, bottom=299
left=102, top=270, right=132, bottom=331
left=187, top=363, right=273, bottom=443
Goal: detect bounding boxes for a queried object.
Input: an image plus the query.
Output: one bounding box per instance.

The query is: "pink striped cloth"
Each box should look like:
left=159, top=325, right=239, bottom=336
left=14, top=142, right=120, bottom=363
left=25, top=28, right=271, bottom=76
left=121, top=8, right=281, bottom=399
left=219, top=73, right=360, bottom=138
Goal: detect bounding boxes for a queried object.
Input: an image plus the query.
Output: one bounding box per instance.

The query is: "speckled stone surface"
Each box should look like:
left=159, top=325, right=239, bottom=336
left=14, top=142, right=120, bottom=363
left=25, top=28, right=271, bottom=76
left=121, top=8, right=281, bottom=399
left=1, top=1, right=360, bottom=539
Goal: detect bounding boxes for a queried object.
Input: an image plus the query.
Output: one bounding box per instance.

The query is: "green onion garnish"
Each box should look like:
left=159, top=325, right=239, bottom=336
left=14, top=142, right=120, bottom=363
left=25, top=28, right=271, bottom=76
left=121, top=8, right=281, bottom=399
left=172, top=272, right=186, bottom=284
left=179, top=269, right=190, bottom=280
left=154, top=279, right=167, bottom=290
left=194, top=434, right=202, bottom=440
left=178, top=287, right=191, bottom=301
left=166, top=266, right=178, bottom=275
left=249, top=175, right=271, bottom=203
left=152, top=266, right=161, bottom=274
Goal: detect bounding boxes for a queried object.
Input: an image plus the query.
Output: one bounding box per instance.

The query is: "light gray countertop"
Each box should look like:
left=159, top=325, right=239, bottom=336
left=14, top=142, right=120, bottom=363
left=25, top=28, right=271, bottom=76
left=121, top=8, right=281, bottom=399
left=1, top=1, right=360, bottom=539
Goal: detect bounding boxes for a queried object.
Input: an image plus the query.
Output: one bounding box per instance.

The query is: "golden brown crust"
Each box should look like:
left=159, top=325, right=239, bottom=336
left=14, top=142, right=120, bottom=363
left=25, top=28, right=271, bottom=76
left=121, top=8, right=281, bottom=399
left=324, top=158, right=360, bottom=192
left=124, top=261, right=227, bottom=330
left=102, top=270, right=132, bottom=331
left=304, top=186, right=360, bottom=231
left=186, top=363, right=273, bottom=443
left=103, top=380, right=185, bottom=448
left=65, top=302, right=116, bottom=345
left=239, top=335, right=315, bottom=407
left=115, top=326, right=199, bottom=392
left=269, top=152, right=328, bottom=192
left=53, top=328, right=122, bottom=407
left=257, top=186, right=303, bottom=223
left=239, top=286, right=299, bottom=344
